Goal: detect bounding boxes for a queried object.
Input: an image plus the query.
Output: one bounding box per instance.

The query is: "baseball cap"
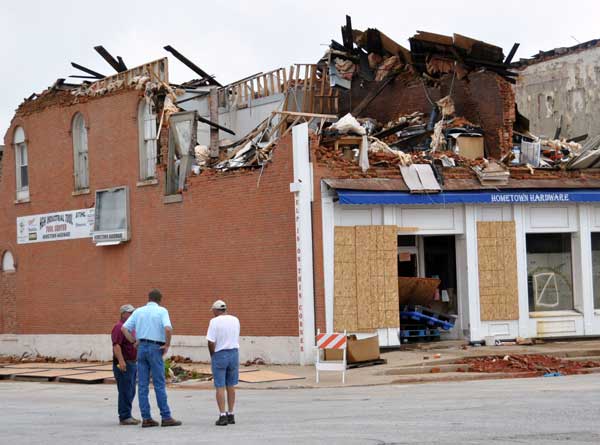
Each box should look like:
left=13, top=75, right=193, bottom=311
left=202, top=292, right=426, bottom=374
left=211, top=300, right=227, bottom=310
left=120, top=304, right=135, bottom=314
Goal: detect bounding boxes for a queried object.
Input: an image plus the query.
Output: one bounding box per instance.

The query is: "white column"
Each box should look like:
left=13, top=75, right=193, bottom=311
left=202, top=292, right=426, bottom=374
left=464, top=204, right=482, bottom=341
left=290, top=123, right=315, bottom=365
left=577, top=204, right=594, bottom=333
left=382, top=206, right=396, bottom=225
left=455, top=234, right=469, bottom=338
left=321, top=187, right=335, bottom=333
left=513, top=205, right=531, bottom=338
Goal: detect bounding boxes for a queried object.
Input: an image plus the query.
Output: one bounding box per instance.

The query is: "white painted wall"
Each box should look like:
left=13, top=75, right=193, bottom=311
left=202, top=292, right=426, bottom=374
left=327, top=200, right=600, bottom=344
left=329, top=202, right=469, bottom=346
left=0, top=335, right=300, bottom=364
left=290, top=123, right=315, bottom=365
left=179, top=93, right=285, bottom=145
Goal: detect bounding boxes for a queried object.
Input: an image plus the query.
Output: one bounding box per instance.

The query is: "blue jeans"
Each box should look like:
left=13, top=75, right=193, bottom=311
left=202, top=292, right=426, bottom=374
left=112, top=361, right=137, bottom=421
left=137, top=342, right=171, bottom=420
left=211, top=348, right=239, bottom=388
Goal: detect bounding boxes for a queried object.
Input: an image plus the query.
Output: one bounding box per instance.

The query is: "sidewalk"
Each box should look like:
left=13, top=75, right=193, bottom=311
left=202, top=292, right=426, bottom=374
left=175, top=339, right=600, bottom=390
left=3, top=339, right=600, bottom=389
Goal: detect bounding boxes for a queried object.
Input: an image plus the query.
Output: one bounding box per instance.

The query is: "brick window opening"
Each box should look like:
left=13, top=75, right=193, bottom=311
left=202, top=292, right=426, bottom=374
left=13, top=127, right=29, bottom=201
left=1, top=250, right=15, bottom=272
left=72, top=113, right=89, bottom=190
left=138, top=100, right=157, bottom=181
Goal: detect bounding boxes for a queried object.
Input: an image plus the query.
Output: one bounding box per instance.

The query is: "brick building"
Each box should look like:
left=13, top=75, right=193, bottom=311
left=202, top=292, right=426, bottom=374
left=4, top=26, right=600, bottom=364
left=0, top=65, right=306, bottom=363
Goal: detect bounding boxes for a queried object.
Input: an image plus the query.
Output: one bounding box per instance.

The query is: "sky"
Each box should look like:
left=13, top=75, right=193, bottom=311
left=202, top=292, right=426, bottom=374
left=1, top=0, right=599, bottom=138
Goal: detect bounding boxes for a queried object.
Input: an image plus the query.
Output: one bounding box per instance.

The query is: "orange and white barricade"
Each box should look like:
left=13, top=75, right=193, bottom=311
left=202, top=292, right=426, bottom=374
left=315, top=330, right=347, bottom=383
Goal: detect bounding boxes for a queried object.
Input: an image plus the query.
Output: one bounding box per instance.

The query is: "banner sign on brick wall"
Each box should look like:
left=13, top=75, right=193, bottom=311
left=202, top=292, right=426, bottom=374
left=16, top=208, right=95, bottom=244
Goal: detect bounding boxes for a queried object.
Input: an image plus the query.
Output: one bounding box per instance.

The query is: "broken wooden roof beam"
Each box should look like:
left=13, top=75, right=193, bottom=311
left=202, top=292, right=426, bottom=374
left=504, top=43, right=520, bottom=65
left=93, top=46, right=127, bottom=72
left=70, top=62, right=105, bottom=79
left=341, top=15, right=353, bottom=51
left=116, top=56, right=127, bottom=71
left=69, top=75, right=102, bottom=79
left=175, top=92, right=210, bottom=105
left=163, top=45, right=222, bottom=87
left=197, top=115, right=235, bottom=135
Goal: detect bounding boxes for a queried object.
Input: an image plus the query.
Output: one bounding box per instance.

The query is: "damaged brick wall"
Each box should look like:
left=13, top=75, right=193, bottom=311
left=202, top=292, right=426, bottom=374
left=348, top=70, right=515, bottom=159
left=0, top=90, right=299, bottom=338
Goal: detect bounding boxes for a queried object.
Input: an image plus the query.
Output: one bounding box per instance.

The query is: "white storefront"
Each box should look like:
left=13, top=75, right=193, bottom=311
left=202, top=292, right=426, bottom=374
left=321, top=184, right=600, bottom=345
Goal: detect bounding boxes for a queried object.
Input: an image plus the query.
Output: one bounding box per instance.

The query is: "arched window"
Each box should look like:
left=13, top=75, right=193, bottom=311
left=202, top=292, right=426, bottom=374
left=13, top=127, right=29, bottom=201
left=72, top=113, right=89, bottom=190
left=138, top=101, right=157, bottom=180
left=1, top=251, right=15, bottom=272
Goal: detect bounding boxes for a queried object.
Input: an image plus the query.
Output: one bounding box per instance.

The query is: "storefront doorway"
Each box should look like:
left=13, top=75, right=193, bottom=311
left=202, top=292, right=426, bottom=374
left=397, top=235, right=459, bottom=332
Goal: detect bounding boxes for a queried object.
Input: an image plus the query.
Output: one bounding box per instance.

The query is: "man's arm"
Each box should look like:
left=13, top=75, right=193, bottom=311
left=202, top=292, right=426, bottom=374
left=208, top=341, right=215, bottom=357
left=121, top=312, right=137, bottom=344
left=121, top=325, right=136, bottom=344
left=113, top=344, right=127, bottom=371
left=160, top=327, right=172, bottom=356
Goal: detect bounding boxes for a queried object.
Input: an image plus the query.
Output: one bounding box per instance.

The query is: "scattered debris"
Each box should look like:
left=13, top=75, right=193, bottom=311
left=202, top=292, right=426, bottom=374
left=472, top=161, right=510, bottom=186
left=456, top=354, right=600, bottom=376
left=14, top=17, right=600, bottom=197
left=244, top=357, right=266, bottom=366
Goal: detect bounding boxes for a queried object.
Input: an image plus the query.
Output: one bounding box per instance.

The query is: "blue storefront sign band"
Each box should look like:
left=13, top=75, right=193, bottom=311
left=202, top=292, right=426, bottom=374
left=337, top=189, right=600, bottom=206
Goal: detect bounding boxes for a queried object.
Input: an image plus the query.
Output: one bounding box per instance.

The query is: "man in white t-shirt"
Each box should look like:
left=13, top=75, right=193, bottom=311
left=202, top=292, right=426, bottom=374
left=206, top=300, right=240, bottom=426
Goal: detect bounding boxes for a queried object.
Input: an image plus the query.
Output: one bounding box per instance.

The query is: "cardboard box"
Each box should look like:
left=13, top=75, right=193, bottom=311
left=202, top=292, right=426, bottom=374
left=456, top=135, right=484, bottom=159
left=324, top=334, right=380, bottom=363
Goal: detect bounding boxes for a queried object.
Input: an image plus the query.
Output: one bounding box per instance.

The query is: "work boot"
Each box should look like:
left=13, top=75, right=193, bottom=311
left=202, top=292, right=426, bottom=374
left=120, top=417, right=141, bottom=425
left=215, top=415, right=228, bottom=426
left=141, top=418, right=159, bottom=428
left=227, top=414, right=235, bottom=424
left=161, top=417, right=182, bottom=427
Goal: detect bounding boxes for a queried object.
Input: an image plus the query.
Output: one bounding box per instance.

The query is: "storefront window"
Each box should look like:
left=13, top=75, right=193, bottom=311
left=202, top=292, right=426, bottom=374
left=526, top=233, right=573, bottom=312
left=592, top=233, right=600, bottom=309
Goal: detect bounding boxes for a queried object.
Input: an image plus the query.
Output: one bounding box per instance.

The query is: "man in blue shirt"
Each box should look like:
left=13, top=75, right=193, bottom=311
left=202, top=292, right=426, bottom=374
left=122, top=289, right=182, bottom=428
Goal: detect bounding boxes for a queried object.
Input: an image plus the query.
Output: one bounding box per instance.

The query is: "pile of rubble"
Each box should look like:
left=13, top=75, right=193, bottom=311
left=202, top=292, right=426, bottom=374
left=456, top=354, right=600, bottom=376
left=16, top=17, right=600, bottom=187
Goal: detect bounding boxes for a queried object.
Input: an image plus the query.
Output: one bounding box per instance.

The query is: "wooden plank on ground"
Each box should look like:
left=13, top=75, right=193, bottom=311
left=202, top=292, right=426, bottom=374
left=178, top=365, right=259, bottom=375
left=239, top=370, right=304, bottom=383
left=58, top=371, right=115, bottom=383
left=14, top=369, right=93, bottom=379
left=74, top=364, right=114, bottom=371
left=5, top=362, right=94, bottom=369
left=0, top=367, right=45, bottom=376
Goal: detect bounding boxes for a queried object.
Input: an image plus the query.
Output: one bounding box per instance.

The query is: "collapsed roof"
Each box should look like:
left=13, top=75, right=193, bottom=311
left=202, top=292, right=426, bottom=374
left=10, top=17, right=600, bottom=193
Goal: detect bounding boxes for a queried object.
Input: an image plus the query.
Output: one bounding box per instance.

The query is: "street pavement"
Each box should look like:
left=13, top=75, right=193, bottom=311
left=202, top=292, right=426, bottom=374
left=1, top=374, right=600, bottom=444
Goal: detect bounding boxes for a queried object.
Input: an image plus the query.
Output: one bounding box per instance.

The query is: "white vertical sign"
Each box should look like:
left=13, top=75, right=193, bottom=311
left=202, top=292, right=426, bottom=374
left=290, top=123, right=315, bottom=365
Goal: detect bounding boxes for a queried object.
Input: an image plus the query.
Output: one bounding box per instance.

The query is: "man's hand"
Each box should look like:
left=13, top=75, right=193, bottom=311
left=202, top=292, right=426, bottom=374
left=117, top=360, right=127, bottom=372
left=160, top=344, right=170, bottom=357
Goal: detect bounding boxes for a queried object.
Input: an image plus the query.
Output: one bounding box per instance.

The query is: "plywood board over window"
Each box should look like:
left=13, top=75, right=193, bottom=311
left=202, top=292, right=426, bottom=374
left=334, top=225, right=399, bottom=332
left=477, top=221, right=519, bottom=321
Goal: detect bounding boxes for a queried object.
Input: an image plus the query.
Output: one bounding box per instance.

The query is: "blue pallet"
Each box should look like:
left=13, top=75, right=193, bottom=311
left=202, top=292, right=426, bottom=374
left=402, top=305, right=458, bottom=325
left=400, top=328, right=440, bottom=338
left=400, top=311, right=454, bottom=330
